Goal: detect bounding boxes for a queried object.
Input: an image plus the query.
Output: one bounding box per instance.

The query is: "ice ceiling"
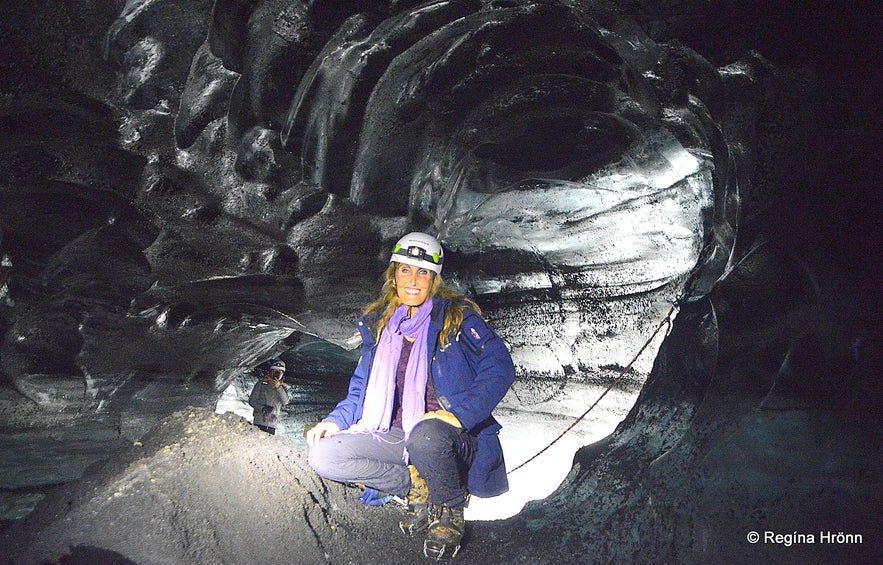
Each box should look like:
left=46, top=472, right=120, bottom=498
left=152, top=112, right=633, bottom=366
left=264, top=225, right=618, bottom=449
left=1, top=0, right=742, bottom=423
left=0, top=1, right=879, bottom=562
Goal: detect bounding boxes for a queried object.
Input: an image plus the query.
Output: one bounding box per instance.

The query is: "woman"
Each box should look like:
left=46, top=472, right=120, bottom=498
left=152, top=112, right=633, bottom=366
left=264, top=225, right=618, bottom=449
left=307, top=232, right=515, bottom=560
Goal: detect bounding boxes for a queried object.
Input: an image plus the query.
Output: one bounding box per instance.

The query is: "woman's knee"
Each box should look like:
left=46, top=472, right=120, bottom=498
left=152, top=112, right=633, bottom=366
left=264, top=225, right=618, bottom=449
left=308, top=438, right=340, bottom=478
left=406, top=418, right=455, bottom=459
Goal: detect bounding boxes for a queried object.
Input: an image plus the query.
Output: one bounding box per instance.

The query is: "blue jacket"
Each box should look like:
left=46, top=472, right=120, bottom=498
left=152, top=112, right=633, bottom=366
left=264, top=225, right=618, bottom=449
left=323, top=297, right=516, bottom=498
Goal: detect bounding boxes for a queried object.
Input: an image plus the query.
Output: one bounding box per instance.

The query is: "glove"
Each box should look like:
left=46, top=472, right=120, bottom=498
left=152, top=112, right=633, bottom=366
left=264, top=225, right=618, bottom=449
left=421, top=409, right=462, bottom=428
left=357, top=487, right=393, bottom=507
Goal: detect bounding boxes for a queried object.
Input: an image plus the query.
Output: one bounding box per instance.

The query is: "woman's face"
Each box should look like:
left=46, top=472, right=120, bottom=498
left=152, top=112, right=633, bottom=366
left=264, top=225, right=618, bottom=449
left=395, top=262, right=433, bottom=309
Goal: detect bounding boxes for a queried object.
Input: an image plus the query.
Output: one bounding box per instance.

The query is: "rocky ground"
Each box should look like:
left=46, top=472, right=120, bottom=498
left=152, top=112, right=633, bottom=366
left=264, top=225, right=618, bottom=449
left=0, top=361, right=640, bottom=564
left=0, top=407, right=525, bottom=565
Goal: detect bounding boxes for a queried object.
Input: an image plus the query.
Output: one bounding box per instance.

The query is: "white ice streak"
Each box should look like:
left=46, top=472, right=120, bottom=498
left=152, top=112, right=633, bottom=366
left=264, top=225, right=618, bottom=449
left=443, top=129, right=712, bottom=291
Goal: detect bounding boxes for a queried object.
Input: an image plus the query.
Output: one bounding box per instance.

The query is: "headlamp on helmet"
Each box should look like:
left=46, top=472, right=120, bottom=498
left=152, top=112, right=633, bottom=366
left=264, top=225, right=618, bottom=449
left=389, top=232, right=443, bottom=275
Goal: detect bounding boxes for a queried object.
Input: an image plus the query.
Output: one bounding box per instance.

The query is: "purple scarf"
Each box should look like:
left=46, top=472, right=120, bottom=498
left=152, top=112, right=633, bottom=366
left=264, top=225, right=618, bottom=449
left=348, top=299, right=433, bottom=438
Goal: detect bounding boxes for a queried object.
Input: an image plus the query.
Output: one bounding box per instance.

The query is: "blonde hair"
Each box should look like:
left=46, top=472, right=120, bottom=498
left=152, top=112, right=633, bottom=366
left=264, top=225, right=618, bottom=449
left=364, top=263, right=482, bottom=348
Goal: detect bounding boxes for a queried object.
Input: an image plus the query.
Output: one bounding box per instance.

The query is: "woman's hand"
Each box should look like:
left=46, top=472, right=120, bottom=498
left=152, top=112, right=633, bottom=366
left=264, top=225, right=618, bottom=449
left=305, top=421, right=340, bottom=447
left=421, top=409, right=462, bottom=429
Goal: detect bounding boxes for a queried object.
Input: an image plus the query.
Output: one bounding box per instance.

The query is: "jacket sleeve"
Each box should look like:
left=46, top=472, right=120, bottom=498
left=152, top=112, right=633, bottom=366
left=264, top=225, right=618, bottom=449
left=444, top=314, right=515, bottom=431
left=247, top=383, right=260, bottom=409
left=323, top=337, right=373, bottom=430
left=277, top=385, right=290, bottom=406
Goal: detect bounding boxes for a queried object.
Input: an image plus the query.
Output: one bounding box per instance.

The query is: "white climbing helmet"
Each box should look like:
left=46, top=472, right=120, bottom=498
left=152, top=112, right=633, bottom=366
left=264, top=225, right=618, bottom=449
left=390, top=232, right=444, bottom=275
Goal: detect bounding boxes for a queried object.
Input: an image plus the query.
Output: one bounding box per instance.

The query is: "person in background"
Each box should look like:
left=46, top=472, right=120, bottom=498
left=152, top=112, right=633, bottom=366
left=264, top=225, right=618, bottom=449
left=248, top=358, right=289, bottom=435
left=306, top=232, right=516, bottom=560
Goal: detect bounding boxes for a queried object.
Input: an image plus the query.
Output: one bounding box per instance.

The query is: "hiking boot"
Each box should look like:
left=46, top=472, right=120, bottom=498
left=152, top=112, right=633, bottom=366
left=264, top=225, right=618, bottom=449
left=423, top=505, right=465, bottom=560
left=399, top=465, right=431, bottom=536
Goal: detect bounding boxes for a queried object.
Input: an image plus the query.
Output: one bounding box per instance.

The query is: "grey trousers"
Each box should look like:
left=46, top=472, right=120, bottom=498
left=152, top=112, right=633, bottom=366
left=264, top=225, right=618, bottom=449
left=308, top=418, right=477, bottom=508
